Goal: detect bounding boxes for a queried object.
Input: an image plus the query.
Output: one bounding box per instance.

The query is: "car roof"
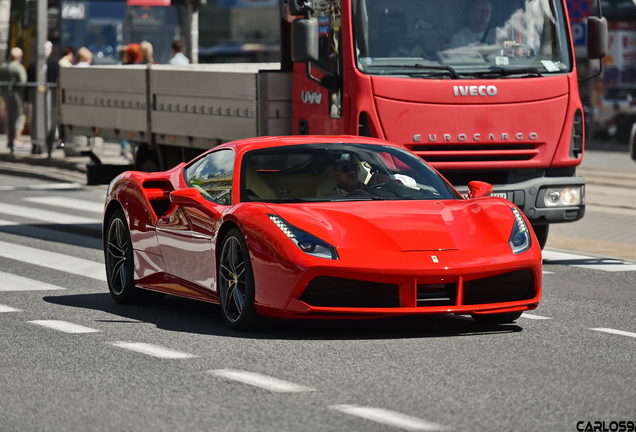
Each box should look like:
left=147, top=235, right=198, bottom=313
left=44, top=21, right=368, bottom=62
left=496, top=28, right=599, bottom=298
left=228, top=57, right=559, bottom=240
left=212, top=135, right=405, bottom=154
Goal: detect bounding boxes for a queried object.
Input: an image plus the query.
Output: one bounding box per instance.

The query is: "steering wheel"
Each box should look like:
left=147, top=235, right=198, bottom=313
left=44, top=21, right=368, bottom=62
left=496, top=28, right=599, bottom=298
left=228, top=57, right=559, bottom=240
left=505, top=43, right=535, bottom=58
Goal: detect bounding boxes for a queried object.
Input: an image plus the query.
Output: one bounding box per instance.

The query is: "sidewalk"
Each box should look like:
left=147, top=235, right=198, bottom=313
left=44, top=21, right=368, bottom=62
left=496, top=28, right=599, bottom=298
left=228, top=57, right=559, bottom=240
left=0, top=135, right=132, bottom=184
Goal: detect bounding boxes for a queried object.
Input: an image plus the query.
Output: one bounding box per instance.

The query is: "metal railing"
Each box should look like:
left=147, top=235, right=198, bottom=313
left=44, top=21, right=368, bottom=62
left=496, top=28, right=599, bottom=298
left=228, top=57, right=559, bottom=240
left=0, top=81, right=57, bottom=156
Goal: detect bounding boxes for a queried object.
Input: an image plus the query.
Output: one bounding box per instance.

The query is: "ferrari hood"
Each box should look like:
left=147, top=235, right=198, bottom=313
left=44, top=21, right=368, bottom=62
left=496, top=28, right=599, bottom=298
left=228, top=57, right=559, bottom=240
left=266, top=199, right=515, bottom=252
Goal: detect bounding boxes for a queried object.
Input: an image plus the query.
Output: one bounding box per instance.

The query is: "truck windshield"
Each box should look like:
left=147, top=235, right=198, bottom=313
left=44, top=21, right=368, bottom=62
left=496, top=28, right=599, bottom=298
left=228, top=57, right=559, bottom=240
left=352, top=0, right=571, bottom=77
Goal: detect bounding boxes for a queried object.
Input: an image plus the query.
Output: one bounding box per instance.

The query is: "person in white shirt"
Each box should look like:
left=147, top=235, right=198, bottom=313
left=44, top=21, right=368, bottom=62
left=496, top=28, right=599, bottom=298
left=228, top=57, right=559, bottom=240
left=168, top=39, right=190, bottom=65
left=450, top=0, right=509, bottom=48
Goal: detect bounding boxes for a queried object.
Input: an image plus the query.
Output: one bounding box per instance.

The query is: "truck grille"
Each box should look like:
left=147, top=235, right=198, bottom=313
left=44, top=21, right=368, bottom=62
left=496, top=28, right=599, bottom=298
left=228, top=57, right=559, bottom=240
left=409, top=144, right=538, bottom=163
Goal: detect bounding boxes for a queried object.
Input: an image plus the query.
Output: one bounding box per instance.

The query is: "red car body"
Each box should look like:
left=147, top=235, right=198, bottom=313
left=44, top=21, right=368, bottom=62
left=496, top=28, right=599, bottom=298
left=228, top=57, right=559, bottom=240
left=103, top=135, right=542, bottom=327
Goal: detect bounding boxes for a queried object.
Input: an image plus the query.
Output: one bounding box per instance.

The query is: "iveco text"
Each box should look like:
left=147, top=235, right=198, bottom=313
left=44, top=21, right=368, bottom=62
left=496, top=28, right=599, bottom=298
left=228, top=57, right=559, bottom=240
left=453, top=85, right=498, bottom=96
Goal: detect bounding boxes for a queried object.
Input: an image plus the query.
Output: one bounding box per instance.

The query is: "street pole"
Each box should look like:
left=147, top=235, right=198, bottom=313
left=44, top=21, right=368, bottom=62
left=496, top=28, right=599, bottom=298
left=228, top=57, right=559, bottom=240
left=33, top=0, right=47, bottom=155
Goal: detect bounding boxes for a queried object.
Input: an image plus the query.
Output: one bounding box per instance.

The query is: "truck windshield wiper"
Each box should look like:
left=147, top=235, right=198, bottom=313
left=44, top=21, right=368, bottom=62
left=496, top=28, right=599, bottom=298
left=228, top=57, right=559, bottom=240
left=367, top=64, right=460, bottom=79
left=465, top=67, right=543, bottom=78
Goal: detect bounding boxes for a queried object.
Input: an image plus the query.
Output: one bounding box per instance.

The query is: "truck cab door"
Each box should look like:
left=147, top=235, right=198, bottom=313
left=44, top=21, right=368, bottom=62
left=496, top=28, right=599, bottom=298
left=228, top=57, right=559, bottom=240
left=292, top=0, right=345, bottom=136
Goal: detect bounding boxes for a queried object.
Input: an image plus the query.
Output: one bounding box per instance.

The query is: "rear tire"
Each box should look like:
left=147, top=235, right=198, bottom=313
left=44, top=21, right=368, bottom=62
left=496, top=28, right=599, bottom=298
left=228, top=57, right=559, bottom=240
left=471, top=311, right=523, bottom=324
left=531, top=223, right=549, bottom=250
left=105, top=209, right=164, bottom=304
left=217, top=228, right=259, bottom=330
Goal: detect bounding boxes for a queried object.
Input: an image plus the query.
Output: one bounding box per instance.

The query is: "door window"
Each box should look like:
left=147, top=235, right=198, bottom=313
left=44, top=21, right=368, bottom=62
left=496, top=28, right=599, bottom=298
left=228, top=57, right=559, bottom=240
left=185, top=149, right=235, bottom=205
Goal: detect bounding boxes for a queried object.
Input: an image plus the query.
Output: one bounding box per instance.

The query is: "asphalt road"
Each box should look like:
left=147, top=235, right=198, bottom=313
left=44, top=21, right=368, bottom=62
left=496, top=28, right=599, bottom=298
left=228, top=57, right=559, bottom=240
left=0, top=154, right=634, bottom=432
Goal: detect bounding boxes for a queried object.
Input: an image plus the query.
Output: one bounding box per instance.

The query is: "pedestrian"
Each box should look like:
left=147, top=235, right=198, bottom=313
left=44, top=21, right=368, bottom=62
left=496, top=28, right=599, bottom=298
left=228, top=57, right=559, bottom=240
left=168, top=39, right=189, bottom=65
left=124, top=43, right=143, bottom=64
left=75, top=47, right=93, bottom=67
left=58, top=45, right=76, bottom=67
left=141, top=41, right=156, bottom=64
left=0, top=47, right=28, bottom=150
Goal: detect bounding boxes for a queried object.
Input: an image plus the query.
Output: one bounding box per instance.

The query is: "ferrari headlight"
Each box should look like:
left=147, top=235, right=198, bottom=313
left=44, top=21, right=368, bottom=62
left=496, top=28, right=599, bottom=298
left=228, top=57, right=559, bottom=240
left=268, top=215, right=338, bottom=260
left=509, top=207, right=531, bottom=254
left=544, top=186, right=583, bottom=207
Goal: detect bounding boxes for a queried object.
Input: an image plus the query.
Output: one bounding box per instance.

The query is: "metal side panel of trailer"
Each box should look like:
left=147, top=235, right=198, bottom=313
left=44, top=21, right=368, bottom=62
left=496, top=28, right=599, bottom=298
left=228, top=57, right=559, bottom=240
left=150, top=66, right=292, bottom=149
left=59, top=66, right=148, bottom=142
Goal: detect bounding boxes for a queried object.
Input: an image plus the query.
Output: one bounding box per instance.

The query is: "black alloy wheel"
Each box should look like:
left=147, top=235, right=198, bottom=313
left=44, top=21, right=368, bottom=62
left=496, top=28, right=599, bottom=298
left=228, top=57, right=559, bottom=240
left=105, top=209, right=163, bottom=303
left=218, top=228, right=259, bottom=330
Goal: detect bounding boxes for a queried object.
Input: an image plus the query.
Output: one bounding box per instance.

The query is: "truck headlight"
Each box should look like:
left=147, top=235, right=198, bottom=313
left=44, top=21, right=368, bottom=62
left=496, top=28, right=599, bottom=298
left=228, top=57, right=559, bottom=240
left=268, top=215, right=338, bottom=260
left=544, top=186, right=582, bottom=207
left=509, top=207, right=531, bottom=254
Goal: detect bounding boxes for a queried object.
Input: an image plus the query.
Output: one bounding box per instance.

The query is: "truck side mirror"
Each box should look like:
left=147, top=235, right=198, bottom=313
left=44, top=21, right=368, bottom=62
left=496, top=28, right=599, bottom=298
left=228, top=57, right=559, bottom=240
left=587, top=16, right=608, bottom=60
left=291, top=18, right=319, bottom=63
left=288, top=0, right=313, bottom=17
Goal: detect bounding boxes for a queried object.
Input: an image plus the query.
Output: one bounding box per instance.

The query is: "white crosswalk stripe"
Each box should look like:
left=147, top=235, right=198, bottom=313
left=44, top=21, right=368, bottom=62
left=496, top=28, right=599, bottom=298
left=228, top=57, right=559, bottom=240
left=0, top=183, right=82, bottom=191
left=0, top=271, right=66, bottom=291
left=30, top=320, right=100, bottom=334
left=110, top=342, right=198, bottom=359
left=543, top=250, right=636, bottom=272
left=330, top=405, right=452, bottom=431
left=23, top=196, right=104, bottom=214
left=0, top=304, right=21, bottom=312
left=0, top=240, right=106, bottom=281
left=208, top=369, right=316, bottom=393
left=0, top=202, right=100, bottom=225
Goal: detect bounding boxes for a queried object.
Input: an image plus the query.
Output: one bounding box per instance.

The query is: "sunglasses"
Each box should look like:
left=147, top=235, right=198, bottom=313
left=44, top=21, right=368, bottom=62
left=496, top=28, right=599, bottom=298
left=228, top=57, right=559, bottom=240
left=338, top=163, right=360, bottom=174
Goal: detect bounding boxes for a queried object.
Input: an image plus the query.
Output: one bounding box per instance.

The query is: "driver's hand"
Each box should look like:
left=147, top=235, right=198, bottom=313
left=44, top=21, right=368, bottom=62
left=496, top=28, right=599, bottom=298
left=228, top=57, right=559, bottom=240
left=503, top=40, right=515, bottom=48
left=369, top=173, right=390, bottom=185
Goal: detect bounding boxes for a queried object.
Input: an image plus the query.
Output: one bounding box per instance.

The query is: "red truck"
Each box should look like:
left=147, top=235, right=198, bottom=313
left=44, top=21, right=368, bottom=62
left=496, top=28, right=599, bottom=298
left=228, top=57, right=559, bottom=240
left=58, top=0, right=607, bottom=249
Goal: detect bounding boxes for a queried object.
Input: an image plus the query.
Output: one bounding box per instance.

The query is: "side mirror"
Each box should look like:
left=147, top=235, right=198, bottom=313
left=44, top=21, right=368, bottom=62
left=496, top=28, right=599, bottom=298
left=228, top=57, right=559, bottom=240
left=587, top=16, right=608, bottom=60
left=288, top=0, right=312, bottom=16
left=291, top=18, right=319, bottom=63
left=467, top=181, right=493, bottom=199
left=170, top=188, right=203, bottom=207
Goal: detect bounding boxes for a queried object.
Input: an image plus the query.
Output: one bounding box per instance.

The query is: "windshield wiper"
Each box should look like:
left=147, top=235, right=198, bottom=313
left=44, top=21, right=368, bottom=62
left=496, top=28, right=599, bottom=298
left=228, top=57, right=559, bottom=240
left=465, top=67, right=543, bottom=78
left=367, top=64, right=460, bottom=79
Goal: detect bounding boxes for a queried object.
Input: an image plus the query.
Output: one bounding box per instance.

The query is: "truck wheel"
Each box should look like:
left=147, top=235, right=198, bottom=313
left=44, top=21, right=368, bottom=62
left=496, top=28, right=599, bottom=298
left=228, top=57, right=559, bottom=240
left=531, top=224, right=549, bottom=250
left=471, top=311, right=523, bottom=324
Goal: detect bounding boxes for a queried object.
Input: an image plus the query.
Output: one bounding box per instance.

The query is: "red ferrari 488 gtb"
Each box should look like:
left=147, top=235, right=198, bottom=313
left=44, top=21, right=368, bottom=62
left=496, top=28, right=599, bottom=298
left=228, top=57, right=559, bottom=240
left=103, top=135, right=542, bottom=329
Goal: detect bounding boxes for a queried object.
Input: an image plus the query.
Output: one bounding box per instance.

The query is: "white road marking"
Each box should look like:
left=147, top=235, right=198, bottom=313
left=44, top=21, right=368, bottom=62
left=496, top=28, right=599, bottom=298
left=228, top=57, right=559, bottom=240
left=0, top=240, right=106, bottom=281
left=28, top=183, right=82, bottom=190
left=590, top=328, right=636, bottom=339
left=23, top=196, right=104, bottom=214
left=0, top=304, right=21, bottom=312
left=30, top=320, right=100, bottom=334
left=543, top=250, right=636, bottom=272
left=208, top=369, right=316, bottom=393
left=330, top=405, right=452, bottom=431
left=110, top=342, right=198, bottom=359
left=0, top=202, right=101, bottom=225
left=542, top=271, right=554, bottom=274
left=0, top=218, right=18, bottom=226
left=0, top=186, right=15, bottom=191
left=0, top=271, right=66, bottom=291
left=520, top=313, right=552, bottom=320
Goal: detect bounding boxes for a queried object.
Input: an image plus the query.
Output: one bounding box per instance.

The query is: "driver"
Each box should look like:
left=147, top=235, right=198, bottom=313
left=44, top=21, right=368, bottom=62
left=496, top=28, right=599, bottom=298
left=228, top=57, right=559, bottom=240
left=329, top=153, right=416, bottom=196
left=450, top=0, right=510, bottom=49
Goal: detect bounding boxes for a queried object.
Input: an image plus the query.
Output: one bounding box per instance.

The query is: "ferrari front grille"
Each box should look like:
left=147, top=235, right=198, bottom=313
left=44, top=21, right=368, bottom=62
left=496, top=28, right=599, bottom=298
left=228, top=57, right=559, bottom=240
left=416, top=283, right=456, bottom=307
left=301, top=277, right=400, bottom=308
left=462, top=270, right=535, bottom=305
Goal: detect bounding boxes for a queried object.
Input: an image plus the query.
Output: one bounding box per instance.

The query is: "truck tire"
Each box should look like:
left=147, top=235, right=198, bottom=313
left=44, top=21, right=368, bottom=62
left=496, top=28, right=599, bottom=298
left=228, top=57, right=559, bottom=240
left=531, top=224, right=549, bottom=250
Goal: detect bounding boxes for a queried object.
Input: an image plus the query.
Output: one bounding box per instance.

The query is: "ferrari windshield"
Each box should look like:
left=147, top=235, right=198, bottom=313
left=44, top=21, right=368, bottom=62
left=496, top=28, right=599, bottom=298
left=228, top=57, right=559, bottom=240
left=241, top=143, right=462, bottom=202
left=352, top=0, right=571, bottom=77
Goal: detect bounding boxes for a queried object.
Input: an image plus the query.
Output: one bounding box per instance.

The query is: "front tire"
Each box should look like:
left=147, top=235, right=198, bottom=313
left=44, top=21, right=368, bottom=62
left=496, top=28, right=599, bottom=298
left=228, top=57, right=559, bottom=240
left=105, top=209, right=163, bottom=303
left=471, top=311, right=523, bottom=324
left=218, top=228, right=259, bottom=330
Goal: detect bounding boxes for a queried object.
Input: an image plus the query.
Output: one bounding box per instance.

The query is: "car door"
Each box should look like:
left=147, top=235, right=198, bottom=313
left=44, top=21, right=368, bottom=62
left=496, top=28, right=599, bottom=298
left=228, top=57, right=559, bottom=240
left=156, top=149, right=234, bottom=290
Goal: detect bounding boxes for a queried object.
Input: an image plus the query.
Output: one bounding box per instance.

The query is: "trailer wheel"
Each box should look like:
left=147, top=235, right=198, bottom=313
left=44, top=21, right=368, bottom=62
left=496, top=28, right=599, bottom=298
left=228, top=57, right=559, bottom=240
left=531, top=224, right=549, bottom=250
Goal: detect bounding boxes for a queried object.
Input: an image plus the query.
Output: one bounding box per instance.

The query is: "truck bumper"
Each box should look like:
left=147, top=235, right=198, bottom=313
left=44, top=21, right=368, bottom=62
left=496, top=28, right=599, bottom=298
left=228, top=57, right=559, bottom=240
left=456, top=176, right=585, bottom=225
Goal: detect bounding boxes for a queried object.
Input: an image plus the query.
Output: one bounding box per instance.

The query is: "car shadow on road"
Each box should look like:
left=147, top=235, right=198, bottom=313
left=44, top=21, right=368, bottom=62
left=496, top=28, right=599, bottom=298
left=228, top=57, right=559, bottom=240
left=44, top=292, right=523, bottom=340
left=0, top=223, right=102, bottom=249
